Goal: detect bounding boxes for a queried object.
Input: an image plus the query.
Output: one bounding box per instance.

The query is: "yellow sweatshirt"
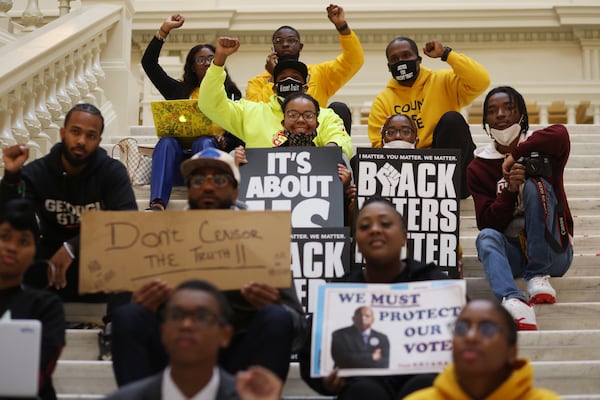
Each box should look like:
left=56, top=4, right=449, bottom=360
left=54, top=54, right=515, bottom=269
left=368, top=51, right=490, bottom=148
left=246, top=31, right=364, bottom=107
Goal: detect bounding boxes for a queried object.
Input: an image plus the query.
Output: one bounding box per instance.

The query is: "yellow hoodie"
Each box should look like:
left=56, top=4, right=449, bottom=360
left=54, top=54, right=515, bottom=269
left=368, top=51, right=490, bottom=149
left=405, top=359, right=561, bottom=400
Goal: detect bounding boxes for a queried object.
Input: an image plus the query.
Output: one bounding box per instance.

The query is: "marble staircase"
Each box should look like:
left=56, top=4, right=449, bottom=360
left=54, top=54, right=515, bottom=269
left=56, top=124, right=600, bottom=399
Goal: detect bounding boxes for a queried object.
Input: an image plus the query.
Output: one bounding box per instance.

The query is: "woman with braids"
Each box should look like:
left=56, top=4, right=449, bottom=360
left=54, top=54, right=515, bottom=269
left=142, top=14, right=244, bottom=211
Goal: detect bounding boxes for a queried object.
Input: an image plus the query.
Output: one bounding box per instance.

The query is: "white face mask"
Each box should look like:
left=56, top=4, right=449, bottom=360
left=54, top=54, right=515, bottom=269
left=383, top=140, right=416, bottom=149
left=489, top=122, right=522, bottom=146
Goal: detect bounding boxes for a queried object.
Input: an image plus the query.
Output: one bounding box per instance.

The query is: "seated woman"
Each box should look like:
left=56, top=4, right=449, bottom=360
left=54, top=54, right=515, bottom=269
left=405, top=299, right=561, bottom=400
left=234, top=92, right=354, bottom=222
left=380, top=113, right=419, bottom=149
left=0, top=199, right=65, bottom=400
left=299, top=196, right=450, bottom=399
left=142, top=14, right=244, bottom=211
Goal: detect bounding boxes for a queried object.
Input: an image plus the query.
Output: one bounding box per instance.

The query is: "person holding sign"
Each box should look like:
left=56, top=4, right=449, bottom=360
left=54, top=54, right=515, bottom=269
left=331, top=306, right=390, bottom=369
left=467, top=87, right=573, bottom=331
left=197, top=37, right=353, bottom=160
left=299, top=197, right=451, bottom=399
left=380, top=113, right=419, bottom=149
left=106, top=279, right=283, bottom=400
left=405, top=299, right=561, bottom=399
left=0, top=199, right=65, bottom=400
left=111, top=149, right=306, bottom=386
left=246, top=4, right=364, bottom=134
left=367, top=37, right=490, bottom=198
left=0, top=103, right=138, bottom=301
left=142, top=14, right=245, bottom=211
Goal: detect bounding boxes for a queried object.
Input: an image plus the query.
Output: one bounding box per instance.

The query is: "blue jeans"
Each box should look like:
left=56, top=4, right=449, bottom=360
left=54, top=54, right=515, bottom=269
left=150, top=136, right=217, bottom=206
left=476, top=178, right=573, bottom=301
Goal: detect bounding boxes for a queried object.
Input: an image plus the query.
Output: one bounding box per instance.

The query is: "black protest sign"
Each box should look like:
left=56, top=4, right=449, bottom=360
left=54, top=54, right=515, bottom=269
left=238, top=147, right=345, bottom=228
left=355, top=148, right=461, bottom=277
left=291, top=227, right=351, bottom=314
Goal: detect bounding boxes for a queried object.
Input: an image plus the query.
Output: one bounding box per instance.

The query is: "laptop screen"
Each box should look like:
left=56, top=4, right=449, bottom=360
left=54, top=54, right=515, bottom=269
left=0, top=319, right=42, bottom=397
left=150, top=99, right=224, bottom=138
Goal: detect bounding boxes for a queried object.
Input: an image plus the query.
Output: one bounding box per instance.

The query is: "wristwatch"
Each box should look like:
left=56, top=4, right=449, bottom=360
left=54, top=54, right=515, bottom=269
left=441, top=46, right=452, bottom=62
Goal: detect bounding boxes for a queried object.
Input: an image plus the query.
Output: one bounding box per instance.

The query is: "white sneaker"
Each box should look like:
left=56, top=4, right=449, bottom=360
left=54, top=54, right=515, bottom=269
left=502, top=298, right=538, bottom=331
left=527, top=275, right=556, bottom=304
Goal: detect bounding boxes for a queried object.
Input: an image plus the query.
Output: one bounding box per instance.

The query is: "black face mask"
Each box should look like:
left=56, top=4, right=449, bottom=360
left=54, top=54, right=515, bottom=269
left=276, top=77, right=304, bottom=98
left=277, top=54, right=300, bottom=62
left=389, top=59, right=418, bottom=82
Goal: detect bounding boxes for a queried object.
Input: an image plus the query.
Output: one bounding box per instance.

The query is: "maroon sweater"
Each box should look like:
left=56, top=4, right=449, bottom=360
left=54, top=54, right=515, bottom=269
left=467, top=124, right=573, bottom=236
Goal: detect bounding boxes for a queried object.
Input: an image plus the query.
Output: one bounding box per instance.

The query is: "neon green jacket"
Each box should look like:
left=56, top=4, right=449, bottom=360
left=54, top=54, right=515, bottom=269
left=199, top=63, right=353, bottom=158
left=245, top=31, right=364, bottom=107
left=405, top=359, right=561, bottom=400
left=368, top=50, right=490, bottom=149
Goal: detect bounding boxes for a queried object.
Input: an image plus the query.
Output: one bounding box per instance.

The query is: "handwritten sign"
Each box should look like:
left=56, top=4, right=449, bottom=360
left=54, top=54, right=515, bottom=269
left=79, top=210, right=291, bottom=294
left=355, top=148, right=461, bottom=277
left=310, top=280, right=466, bottom=377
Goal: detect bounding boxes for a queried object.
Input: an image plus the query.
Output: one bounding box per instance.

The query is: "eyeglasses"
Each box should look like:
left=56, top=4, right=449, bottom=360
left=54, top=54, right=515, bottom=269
left=163, top=306, right=225, bottom=328
left=285, top=110, right=317, bottom=121
left=195, top=55, right=214, bottom=65
left=272, top=37, right=300, bottom=46
left=452, top=319, right=503, bottom=338
left=383, top=127, right=415, bottom=139
left=188, top=174, right=232, bottom=188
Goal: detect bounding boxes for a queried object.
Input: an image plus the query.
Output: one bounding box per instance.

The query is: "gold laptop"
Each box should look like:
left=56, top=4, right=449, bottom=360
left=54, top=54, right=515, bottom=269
left=150, top=99, right=224, bottom=138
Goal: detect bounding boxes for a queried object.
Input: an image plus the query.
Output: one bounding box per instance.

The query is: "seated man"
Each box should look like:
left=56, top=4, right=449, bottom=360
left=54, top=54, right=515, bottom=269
left=246, top=4, right=364, bottom=134
left=368, top=37, right=490, bottom=198
left=198, top=37, right=353, bottom=160
left=106, top=279, right=283, bottom=400
left=111, top=149, right=306, bottom=385
left=405, top=299, right=561, bottom=399
left=467, top=86, right=573, bottom=330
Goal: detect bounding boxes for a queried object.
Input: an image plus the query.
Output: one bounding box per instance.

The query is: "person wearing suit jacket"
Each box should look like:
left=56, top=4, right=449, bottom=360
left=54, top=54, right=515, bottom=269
left=105, top=280, right=283, bottom=400
left=331, top=306, right=390, bottom=368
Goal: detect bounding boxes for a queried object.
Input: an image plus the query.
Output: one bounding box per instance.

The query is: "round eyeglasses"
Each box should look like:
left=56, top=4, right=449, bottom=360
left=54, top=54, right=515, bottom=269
left=285, top=110, right=317, bottom=121
left=195, top=55, right=215, bottom=65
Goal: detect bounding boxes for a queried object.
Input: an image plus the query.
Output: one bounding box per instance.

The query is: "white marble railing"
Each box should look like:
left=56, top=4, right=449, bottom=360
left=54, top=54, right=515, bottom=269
left=0, top=1, right=133, bottom=158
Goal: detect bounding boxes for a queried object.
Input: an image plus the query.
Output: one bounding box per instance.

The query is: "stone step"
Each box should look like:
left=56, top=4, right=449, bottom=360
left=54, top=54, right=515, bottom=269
left=460, top=233, right=598, bottom=254
left=533, top=361, right=600, bottom=396
left=61, top=328, right=600, bottom=363
left=467, top=276, right=600, bottom=303
left=462, top=255, right=599, bottom=278
left=460, top=214, right=599, bottom=234
left=53, top=358, right=600, bottom=398
left=519, top=330, right=600, bottom=362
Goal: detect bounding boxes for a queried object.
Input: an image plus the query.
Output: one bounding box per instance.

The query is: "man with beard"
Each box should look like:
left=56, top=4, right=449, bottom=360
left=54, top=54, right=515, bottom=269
left=0, top=103, right=137, bottom=302
left=198, top=37, right=353, bottom=160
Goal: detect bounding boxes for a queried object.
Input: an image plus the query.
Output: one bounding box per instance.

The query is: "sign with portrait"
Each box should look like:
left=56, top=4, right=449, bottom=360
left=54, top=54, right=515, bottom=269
left=310, top=280, right=466, bottom=377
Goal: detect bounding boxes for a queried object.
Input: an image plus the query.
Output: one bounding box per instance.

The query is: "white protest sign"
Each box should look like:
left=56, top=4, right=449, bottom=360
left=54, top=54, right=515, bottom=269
left=310, top=279, right=466, bottom=377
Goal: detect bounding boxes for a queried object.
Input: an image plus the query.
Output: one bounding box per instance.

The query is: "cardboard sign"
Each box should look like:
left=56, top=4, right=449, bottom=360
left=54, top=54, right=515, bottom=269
left=79, top=210, right=291, bottom=294
left=237, top=147, right=345, bottom=228
left=291, top=227, right=351, bottom=314
left=355, top=148, right=461, bottom=277
left=310, top=280, right=466, bottom=377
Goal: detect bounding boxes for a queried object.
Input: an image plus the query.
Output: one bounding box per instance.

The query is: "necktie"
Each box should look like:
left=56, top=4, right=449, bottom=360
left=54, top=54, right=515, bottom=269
left=363, top=332, right=369, bottom=345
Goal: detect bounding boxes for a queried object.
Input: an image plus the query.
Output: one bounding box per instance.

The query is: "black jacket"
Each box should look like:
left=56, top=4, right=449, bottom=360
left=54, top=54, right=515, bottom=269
left=0, top=142, right=137, bottom=257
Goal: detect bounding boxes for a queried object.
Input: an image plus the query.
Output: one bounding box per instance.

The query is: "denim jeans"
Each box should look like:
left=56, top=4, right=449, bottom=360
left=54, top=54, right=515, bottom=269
left=476, top=178, right=573, bottom=301
left=150, top=136, right=217, bottom=206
